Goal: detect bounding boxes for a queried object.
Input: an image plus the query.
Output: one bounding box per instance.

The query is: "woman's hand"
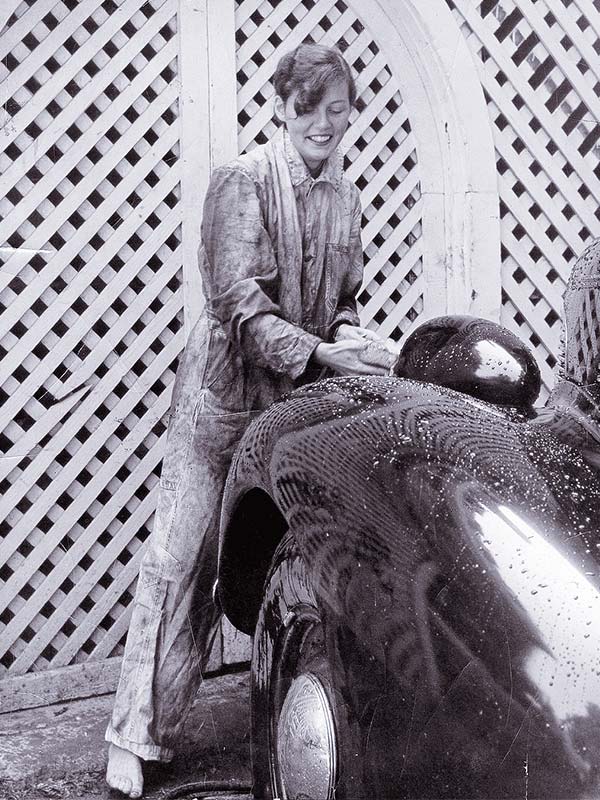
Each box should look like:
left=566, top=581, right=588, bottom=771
left=334, top=323, right=381, bottom=343
left=313, top=340, right=389, bottom=376
left=332, top=324, right=402, bottom=373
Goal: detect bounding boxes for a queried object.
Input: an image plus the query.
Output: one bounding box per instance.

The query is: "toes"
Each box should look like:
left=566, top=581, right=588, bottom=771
left=107, top=774, right=131, bottom=796
left=106, top=744, right=144, bottom=798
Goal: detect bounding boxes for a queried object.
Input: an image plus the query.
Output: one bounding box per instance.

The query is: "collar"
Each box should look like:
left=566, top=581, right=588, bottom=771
left=278, top=126, right=344, bottom=192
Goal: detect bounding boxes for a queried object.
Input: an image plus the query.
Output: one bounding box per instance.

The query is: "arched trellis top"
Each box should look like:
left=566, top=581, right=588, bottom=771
left=179, top=0, right=502, bottom=331
left=345, top=0, right=502, bottom=321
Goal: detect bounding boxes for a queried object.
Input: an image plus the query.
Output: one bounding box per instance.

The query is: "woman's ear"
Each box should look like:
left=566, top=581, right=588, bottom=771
left=273, top=95, right=286, bottom=123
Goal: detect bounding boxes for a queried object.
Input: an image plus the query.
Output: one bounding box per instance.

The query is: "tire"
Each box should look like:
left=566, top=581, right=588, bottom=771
left=251, top=534, right=362, bottom=800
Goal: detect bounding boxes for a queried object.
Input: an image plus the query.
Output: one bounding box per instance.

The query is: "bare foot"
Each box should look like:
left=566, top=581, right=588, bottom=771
left=106, top=743, right=143, bottom=798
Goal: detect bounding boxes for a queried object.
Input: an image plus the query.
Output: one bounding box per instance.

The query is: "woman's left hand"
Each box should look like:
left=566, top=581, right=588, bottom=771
left=336, top=324, right=401, bottom=356
left=335, top=324, right=381, bottom=343
left=335, top=323, right=402, bottom=372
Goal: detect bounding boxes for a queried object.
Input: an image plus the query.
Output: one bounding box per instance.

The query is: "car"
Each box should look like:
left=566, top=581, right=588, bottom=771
left=215, top=246, right=600, bottom=799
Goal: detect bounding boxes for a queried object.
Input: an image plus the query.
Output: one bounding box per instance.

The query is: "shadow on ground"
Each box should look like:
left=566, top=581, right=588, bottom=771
left=0, top=673, right=252, bottom=800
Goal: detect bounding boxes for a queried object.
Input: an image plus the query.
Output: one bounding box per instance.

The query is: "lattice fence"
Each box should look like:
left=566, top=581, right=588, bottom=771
left=0, top=0, right=182, bottom=680
left=446, top=0, right=600, bottom=392
left=16, top=0, right=594, bottom=699
left=235, top=0, right=424, bottom=342
left=0, top=0, right=425, bottom=697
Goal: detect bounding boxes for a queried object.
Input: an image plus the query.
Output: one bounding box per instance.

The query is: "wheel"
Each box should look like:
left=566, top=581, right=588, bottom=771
left=251, top=534, right=362, bottom=800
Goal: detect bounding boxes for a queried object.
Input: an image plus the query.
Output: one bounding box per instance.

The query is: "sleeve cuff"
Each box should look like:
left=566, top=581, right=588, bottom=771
left=283, top=331, right=323, bottom=380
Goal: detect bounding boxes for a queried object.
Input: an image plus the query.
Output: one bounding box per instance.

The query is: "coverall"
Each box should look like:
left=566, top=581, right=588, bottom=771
left=105, top=126, right=363, bottom=760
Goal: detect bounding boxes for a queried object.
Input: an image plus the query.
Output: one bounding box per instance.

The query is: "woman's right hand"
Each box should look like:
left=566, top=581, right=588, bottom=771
left=313, top=340, right=389, bottom=376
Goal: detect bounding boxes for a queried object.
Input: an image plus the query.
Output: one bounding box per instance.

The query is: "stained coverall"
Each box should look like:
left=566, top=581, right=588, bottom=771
left=105, top=126, right=363, bottom=760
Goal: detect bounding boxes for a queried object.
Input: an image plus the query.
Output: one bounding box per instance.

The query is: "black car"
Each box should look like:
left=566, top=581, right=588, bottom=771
left=216, top=242, right=600, bottom=799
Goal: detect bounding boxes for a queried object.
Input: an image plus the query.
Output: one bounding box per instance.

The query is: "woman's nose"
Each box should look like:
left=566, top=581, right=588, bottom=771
left=315, top=107, right=330, bottom=129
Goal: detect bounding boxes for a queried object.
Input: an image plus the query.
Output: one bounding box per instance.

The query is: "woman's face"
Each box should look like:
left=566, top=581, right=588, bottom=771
left=276, top=79, right=352, bottom=174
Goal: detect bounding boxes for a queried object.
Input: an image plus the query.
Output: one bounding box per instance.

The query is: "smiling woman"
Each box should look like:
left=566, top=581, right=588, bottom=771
left=275, top=82, right=352, bottom=174
left=104, top=41, right=394, bottom=799
left=271, top=46, right=356, bottom=174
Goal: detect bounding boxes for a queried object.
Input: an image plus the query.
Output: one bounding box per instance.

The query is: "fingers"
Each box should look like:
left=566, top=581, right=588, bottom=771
left=337, top=361, right=389, bottom=377
left=346, top=327, right=381, bottom=342
left=356, top=327, right=381, bottom=342
left=358, top=341, right=398, bottom=371
left=334, top=323, right=356, bottom=341
left=358, top=364, right=389, bottom=376
left=336, top=324, right=381, bottom=343
left=325, top=339, right=390, bottom=376
left=380, top=337, right=402, bottom=354
left=333, top=338, right=369, bottom=352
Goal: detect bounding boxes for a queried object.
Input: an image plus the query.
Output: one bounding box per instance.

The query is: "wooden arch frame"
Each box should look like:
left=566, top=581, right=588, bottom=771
left=344, top=0, right=502, bottom=322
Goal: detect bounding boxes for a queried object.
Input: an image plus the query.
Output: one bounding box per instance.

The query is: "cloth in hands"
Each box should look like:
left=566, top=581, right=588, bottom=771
left=357, top=339, right=402, bottom=373
left=334, top=324, right=401, bottom=374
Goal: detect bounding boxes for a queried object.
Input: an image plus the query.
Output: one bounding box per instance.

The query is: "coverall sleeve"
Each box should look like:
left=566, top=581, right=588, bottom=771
left=201, top=166, right=322, bottom=380
left=328, top=186, right=363, bottom=340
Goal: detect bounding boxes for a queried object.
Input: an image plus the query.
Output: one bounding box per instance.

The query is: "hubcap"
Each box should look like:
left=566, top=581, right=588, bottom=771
left=276, top=672, right=337, bottom=800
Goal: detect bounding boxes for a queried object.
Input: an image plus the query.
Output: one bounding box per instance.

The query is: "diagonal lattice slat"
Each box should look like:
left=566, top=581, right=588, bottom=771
left=235, top=0, right=424, bottom=342
left=0, top=0, right=183, bottom=675
left=446, top=0, right=600, bottom=394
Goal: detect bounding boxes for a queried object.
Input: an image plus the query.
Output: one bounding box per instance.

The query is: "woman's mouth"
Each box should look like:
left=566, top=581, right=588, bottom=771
left=306, top=134, right=333, bottom=145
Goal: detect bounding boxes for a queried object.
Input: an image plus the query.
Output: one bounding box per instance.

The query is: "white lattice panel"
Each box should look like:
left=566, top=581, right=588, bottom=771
left=446, top=0, right=600, bottom=392
left=235, top=0, right=424, bottom=342
left=0, top=0, right=183, bottom=676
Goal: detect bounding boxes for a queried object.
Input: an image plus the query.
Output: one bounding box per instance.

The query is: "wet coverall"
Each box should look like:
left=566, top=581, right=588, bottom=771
left=105, top=126, right=363, bottom=760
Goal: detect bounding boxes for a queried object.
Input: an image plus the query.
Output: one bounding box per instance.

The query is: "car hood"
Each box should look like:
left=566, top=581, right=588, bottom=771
left=222, top=375, right=600, bottom=794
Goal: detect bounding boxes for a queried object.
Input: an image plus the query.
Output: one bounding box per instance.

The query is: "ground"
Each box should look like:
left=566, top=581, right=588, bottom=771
left=0, top=673, right=251, bottom=800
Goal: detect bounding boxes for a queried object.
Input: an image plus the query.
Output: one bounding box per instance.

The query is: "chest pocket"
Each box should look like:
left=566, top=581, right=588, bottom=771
left=325, top=243, right=349, bottom=316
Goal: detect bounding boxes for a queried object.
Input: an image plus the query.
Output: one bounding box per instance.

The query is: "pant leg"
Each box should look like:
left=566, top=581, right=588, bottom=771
left=106, top=390, right=257, bottom=761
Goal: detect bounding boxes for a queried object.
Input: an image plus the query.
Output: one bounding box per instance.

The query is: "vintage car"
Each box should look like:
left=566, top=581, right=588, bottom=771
left=215, top=243, right=600, bottom=799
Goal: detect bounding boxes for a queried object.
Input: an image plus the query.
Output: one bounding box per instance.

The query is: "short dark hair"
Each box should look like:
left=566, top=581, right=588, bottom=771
left=273, top=42, right=357, bottom=117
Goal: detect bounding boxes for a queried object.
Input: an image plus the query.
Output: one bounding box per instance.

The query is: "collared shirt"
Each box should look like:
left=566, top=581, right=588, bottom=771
left=283, top=131, right=349, bottom=336
left=188, top=125, right=363, bottom=413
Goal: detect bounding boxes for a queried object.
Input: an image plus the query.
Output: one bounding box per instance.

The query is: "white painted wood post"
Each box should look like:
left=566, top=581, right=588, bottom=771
left=178, top=0, right=237, bottom=339
left=206, top=0, right=238, bottom=169
left=179, top=0, right=210, bottom=339
left=179, top=0, right=250, bottom=667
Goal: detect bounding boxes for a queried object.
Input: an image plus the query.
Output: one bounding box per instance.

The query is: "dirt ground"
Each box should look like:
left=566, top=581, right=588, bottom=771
left=0, top=672, right=252, bottom=800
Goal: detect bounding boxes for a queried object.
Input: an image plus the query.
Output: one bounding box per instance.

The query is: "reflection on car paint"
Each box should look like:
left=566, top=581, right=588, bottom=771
left=218, top=240, right=600, bottom=798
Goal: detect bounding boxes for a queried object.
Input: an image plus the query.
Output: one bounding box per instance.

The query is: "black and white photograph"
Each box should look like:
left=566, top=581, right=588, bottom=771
left=1, top=1, right=600, bottom=798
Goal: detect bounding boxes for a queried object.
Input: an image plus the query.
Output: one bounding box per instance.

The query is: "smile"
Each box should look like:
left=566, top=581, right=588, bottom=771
left=307, top=135, right=333, bottom=144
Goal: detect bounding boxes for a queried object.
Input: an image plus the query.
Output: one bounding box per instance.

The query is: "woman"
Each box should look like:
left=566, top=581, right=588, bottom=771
left=105, top=42, right=392, bottom=798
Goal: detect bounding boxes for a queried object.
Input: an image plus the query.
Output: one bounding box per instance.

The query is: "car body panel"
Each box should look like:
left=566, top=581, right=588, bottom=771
left=218, top=365, right=600, bottom=797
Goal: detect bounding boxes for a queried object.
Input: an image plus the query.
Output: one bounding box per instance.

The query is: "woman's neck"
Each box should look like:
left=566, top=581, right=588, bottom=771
left=307, top=160, right=325, bottom=178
